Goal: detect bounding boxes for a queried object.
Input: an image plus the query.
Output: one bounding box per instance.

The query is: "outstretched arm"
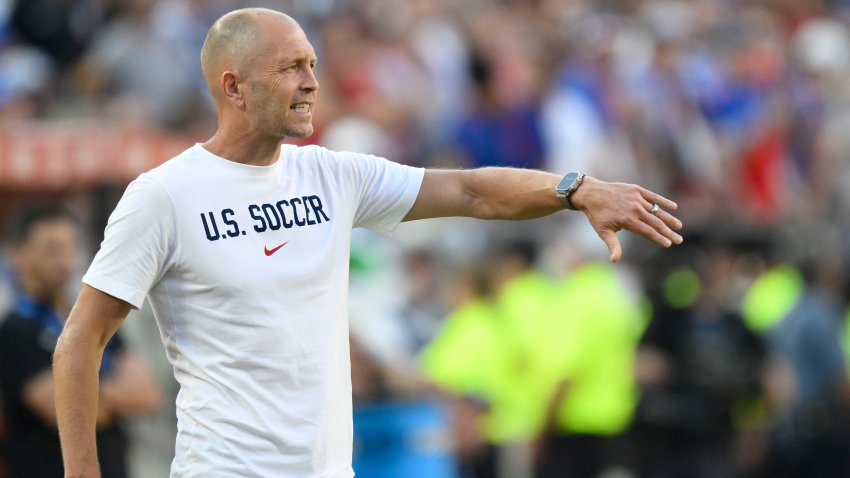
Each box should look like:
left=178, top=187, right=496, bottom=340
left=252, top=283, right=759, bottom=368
left=403, top=168, right=683, bottom=262
left=54, top=285, right=131, bottom=478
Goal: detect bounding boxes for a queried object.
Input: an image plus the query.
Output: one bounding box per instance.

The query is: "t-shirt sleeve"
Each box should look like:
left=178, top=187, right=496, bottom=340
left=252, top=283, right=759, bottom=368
left=341, top=152, right=424, bottom=234
left=82, top=175, right=177, bottom=309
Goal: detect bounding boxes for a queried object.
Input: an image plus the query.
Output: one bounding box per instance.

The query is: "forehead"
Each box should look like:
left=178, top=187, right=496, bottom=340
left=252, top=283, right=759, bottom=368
left=23, top=218, right=77, bottom=245
left=259, top=19, right=316, bottom=62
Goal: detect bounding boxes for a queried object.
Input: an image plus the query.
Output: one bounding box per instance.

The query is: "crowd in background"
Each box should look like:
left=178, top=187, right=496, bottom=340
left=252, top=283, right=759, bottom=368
left=3, top=0, right=850, bottom=477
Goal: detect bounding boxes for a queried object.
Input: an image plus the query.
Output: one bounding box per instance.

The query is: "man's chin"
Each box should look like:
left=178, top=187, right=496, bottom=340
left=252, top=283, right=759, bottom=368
left=284, top=125, right=314, bottom=140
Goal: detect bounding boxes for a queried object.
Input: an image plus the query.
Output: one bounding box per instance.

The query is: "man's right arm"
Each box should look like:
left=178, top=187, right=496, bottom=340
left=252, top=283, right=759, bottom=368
left=53, top=285, right=131, bottom=478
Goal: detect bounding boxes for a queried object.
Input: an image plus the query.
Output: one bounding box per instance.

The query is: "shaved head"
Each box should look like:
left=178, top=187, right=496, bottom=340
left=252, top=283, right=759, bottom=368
left=200, top=7, right=319, bottom=141
left=200, top=8, right=300, bottom=99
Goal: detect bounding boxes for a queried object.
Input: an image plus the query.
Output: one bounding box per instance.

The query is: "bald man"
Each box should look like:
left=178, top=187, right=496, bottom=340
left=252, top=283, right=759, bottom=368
left=54, top=8, right=683, bottom=478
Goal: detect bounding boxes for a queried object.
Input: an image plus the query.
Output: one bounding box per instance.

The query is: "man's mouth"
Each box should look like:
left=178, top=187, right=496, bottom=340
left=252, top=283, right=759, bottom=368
left=291, top=103, right=312, bottom=113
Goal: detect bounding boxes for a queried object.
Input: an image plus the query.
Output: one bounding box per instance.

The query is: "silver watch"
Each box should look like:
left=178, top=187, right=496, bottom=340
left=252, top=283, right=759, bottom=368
left=555, top=172, right=585, bottom=210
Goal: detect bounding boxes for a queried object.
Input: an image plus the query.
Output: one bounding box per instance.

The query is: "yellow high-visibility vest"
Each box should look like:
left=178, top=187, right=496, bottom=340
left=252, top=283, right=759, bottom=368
left=420, top=271, right=558, bottom=443
left=537, top=263, right=643, bottom=436
left=742, top=264, right=803, bottom=333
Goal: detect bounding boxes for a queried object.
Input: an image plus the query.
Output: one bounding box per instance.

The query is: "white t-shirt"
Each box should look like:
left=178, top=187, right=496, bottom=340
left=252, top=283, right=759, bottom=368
left=83, top=144, right=424, bottom=478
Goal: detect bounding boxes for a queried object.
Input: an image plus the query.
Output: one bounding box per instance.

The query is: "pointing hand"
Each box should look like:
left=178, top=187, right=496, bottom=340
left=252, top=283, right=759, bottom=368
left=570, top=176, right=683, bottom=262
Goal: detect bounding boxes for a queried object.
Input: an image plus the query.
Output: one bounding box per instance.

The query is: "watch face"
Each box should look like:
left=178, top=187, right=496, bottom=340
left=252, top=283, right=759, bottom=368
left=557, top=172, right=580, bottom=192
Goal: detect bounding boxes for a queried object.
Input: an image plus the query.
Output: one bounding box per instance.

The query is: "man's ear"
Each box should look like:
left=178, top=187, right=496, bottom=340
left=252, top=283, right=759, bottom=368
left=221, top=70, right=246, bottom=109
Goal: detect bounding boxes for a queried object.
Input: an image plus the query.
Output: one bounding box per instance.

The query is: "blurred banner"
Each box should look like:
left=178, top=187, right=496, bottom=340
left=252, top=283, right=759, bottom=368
left=0, top=123, right=197, bottom=189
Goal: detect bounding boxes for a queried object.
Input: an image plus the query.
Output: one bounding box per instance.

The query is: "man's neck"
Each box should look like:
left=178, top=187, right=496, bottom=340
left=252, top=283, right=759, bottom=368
left=18, top=276, right=67, bottom=317
left=203, top=128, right=284, bottom=167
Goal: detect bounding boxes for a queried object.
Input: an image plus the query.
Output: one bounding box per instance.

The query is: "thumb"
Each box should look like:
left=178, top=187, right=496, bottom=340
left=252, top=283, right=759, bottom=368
left=598, top=229, right=621, bottom=263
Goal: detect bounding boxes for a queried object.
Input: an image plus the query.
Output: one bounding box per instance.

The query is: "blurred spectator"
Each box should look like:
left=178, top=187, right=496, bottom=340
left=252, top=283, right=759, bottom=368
left=74, top=0, right=205, bottom=129
left=542, top=10, right=641, bottom=180
left=407, top=0, right=471, bottom=145
left=10, top=0, right=105, bottom=69
left=0, top=45, right=55, bottom=119
left=743, top=261, right=850, bottom=478
left=399, top=248, right=449, bottom=353
left=487, top=241, right=556, bottom=478
left=844, top=308, right=850, bottom=373
left=535, top=261, right=644, bottom=478
left=0, top=392, right=5, bottom=478
left=453, top=44, right=545, bottom=170
left=452, top=5, right=547, bottom=170
left=488, top=240, right=557, bottom=435
left=632, top=238, right=767, bottom=478
left=0, top=204, right=161, bottom=478
left=420, top=261, right=503, bottom=478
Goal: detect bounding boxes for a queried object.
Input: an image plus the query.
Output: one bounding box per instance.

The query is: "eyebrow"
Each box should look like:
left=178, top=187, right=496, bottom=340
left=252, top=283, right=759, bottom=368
left=279, top=54, right=318, bottom=65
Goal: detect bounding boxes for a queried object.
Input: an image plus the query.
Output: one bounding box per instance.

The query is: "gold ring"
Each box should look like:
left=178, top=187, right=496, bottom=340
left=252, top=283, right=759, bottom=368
left=650, top=204, right=660, bottom=216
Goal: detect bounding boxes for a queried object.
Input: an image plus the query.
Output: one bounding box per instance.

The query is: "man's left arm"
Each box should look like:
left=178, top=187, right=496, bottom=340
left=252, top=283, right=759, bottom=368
left=403, top=168, right=683, bottom=262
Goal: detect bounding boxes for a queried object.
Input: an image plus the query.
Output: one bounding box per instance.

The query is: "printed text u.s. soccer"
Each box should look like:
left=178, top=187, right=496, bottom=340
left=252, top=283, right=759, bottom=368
left=199, top=194, right=331, bottom=242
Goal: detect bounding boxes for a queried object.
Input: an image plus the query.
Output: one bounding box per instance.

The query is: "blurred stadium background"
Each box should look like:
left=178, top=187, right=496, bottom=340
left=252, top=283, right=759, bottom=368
left=2, top=0, right=850, bottom=477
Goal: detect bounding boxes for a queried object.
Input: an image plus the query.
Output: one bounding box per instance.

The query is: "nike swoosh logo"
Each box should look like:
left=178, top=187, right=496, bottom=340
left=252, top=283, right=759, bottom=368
left=264, top=242, right=289, bottom=256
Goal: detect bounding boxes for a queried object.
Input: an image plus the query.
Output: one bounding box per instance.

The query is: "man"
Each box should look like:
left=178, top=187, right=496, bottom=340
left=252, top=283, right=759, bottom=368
left=54, top=8, right=683, bottom=478
left=420, top=242, right=557, bottom=477
left=0, top=205, right=161, bottom=478
left=743, top=263, right=850, bottom=477
left=535, top=261, right=644, bottom=478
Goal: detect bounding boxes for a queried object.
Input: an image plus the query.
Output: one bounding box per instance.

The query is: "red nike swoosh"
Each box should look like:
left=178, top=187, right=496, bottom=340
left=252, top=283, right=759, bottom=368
left=264, top=242, right=289, bottom=256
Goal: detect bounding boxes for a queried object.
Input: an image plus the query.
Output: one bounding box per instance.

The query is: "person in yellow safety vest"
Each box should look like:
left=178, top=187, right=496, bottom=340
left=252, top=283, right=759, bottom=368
left=420, top=245, right=558, bottom=478
left=487, top=241, right=559, bottom=445
left=534, top=261, right=644, bottom=478
left=419, top=261, right=508, bottom=478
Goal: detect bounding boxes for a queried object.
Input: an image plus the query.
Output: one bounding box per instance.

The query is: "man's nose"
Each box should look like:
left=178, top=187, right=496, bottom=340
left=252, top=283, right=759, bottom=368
left=301, top=68, right=319, bottom=92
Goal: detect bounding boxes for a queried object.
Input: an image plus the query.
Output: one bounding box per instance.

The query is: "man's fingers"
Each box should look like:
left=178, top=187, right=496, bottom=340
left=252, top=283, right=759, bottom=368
left=586, top=181, right=684, bottom=260
left=627, top=218, right=673, bottom=248
left=598, top=229, right=622, bottom=263
left=642, top=209, right=684, bottom=244
left=638, top=197, right=684, bottom=235
left=656, top=209, right=684, bottom=233
left=639, top=187, right=678, bottom=211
